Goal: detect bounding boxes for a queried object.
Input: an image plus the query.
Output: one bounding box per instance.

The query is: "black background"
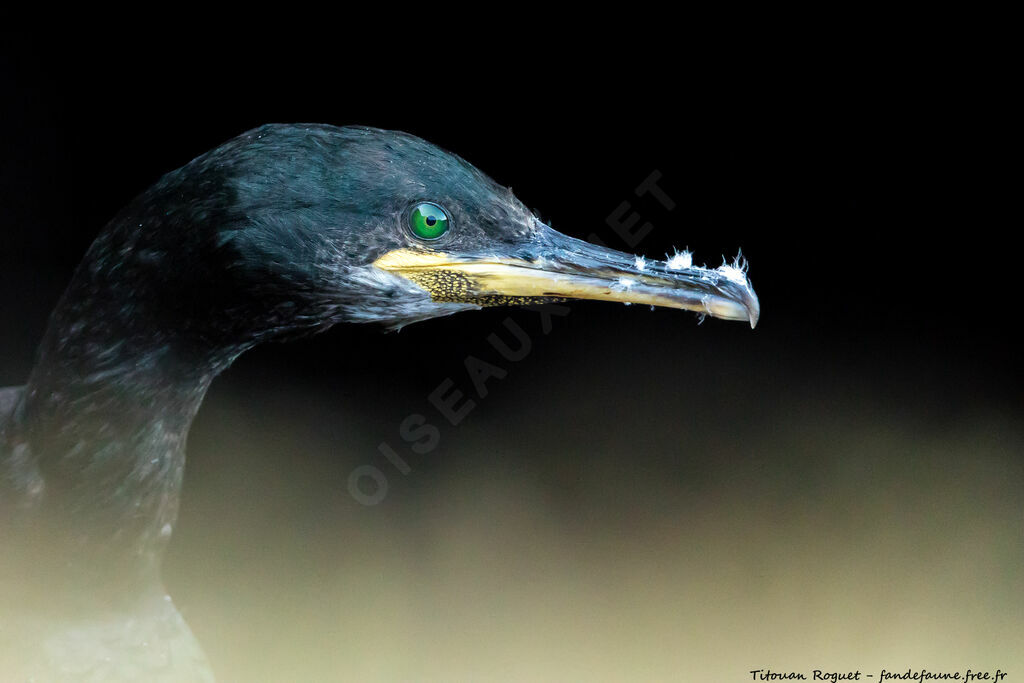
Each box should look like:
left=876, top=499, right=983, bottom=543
left=2, top=30, right=1020, bottom=680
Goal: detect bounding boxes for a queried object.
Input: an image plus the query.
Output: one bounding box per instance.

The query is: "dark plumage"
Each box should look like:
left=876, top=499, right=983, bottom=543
left=0, top=124, right=757, bottom=680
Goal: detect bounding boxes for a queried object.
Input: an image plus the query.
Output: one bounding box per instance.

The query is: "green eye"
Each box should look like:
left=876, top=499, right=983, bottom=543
left=409, top=202, right=450, bottom=240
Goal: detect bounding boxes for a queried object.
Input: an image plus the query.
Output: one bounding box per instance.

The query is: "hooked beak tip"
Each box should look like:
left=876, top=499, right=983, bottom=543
left=748, top=295, right=761, bottom=329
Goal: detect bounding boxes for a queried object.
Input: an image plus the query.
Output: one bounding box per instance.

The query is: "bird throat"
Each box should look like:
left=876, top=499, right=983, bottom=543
left=2, top=289, right=245, bottom=590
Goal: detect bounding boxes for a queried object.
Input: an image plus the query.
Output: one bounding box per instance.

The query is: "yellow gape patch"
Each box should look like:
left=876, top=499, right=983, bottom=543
left=400, top=269, right=566, bottom=307
left=373, top=249, right=568, bottom=306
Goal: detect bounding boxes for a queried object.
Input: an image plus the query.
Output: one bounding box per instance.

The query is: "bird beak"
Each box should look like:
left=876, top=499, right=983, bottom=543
left=373, top=223, right=760, bottom=328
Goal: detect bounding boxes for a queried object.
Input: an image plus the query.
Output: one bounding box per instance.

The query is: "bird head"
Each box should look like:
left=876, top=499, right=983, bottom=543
left=125, top=124, right=758, bottom=346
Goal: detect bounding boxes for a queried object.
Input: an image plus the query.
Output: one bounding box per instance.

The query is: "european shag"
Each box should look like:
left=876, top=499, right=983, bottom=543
left=0, top=124, right=758, bottom=680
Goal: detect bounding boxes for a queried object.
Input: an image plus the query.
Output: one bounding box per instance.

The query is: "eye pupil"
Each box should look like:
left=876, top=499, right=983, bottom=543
left=409, top=202, right=450, bottom=240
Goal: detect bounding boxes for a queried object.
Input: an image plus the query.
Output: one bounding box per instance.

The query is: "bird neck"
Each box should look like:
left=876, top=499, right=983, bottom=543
left=4, top=267, right=249, bottom=590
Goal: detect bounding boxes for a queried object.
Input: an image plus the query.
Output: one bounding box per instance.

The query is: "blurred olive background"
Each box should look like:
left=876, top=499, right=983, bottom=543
left=2, top=34, right=1020, bottom=681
